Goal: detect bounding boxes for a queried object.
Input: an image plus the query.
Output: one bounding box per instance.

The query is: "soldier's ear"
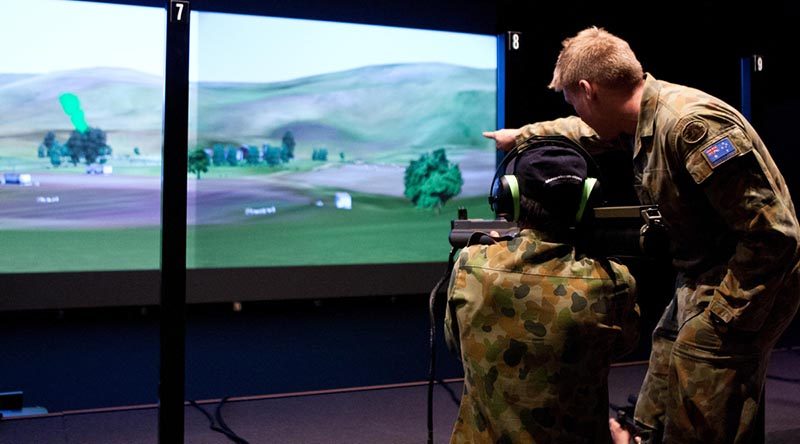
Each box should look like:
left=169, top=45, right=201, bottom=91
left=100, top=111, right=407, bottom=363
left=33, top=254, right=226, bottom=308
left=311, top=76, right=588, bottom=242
left=577, top=79, right=594, bottom=99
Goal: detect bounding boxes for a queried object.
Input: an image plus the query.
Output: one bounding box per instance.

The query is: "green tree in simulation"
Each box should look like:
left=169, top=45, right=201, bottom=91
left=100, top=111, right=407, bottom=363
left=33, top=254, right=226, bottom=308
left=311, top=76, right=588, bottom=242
left=225, top=146, right=239, bottom=166
left=403, top=148, right=463, bottom=211
left=246, top=146, right=260, bottom=165
left=281, top=131, right=295, bottom=162
left=64, top=127, right=112, bottom=165
left=263, top=145, right=282, bottom=166
left=212, top=144, right=226, bottom=166
left=38, top=131, right=58, bottom=158
left=188, top=148, right=210, bottom=179
left=312, top=148, right=328, bottom=161
left=49, top=145, right=63, bottom=167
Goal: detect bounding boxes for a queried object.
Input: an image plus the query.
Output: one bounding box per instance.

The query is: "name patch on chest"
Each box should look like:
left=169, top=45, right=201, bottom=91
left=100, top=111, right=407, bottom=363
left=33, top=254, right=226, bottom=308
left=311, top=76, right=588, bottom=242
left=702, top=137, right=737, bottom=168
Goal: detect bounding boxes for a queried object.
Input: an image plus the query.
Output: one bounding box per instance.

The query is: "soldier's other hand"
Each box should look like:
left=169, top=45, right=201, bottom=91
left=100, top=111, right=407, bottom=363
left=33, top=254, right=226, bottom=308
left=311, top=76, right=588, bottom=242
left=609, top=418, right=641, bottom=444
left=482, top=128, right=521, bottom=152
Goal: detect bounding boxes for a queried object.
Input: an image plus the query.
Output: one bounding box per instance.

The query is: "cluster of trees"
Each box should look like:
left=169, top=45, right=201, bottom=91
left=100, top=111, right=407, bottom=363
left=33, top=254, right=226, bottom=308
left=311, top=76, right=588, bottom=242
left=37, top=128, right=113, bottom=167
left=311, top=148, right=328, bottom=161
left=404, top=148, right=463, bottom=211
left=189, top=131, right=342, bottom=179
left=208, top=131, right=296, bottom=168
left=190, top=131, right=297, bottom=178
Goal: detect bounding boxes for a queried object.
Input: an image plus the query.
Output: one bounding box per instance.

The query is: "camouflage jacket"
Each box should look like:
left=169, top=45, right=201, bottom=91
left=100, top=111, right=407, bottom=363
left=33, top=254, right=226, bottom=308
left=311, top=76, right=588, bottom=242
left=444, top=229, right=639, bottom=444
left=635, top=74, right=800, bottom=329
left=518, top=74, right=800, bottom=331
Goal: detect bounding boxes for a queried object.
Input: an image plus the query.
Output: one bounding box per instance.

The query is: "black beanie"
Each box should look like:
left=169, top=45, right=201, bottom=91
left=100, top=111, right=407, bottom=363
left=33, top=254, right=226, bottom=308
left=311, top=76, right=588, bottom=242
left=514, top=145, right=587, bottom=217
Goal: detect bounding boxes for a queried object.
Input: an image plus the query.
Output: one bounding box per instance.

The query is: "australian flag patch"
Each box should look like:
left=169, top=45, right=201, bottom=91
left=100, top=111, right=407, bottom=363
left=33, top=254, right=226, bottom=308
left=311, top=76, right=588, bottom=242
left=702, top=137, right=737, bottom=168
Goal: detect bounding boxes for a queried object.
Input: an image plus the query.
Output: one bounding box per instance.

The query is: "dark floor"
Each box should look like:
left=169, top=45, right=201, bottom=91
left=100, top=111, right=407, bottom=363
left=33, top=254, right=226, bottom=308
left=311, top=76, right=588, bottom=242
left=1, top=294, right=798, bottom=443
left=1, top=348, right=799, bottom=444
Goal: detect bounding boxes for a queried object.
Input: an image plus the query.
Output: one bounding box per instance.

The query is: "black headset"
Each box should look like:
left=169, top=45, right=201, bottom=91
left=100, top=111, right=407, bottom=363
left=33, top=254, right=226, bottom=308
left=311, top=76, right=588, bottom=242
left=488, top=136, right=605, bottom=224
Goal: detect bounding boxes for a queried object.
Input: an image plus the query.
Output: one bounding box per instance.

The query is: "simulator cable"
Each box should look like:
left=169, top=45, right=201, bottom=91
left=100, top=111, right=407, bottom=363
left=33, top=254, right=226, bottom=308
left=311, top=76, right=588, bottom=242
left=436, top=376, right=462, bottom=406
left=427, top=246, right=458, bottom=444
left=190, top=397, right=250, bottom=444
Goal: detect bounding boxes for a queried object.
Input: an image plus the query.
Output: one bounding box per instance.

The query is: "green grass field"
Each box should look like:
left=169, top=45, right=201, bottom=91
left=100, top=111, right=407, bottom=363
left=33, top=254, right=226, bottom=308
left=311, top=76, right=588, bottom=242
left=0, top=195, right=493, bottom=273
left=0, top=227, right=161, bottom=272
left=187, top=194, right=492, bottom=267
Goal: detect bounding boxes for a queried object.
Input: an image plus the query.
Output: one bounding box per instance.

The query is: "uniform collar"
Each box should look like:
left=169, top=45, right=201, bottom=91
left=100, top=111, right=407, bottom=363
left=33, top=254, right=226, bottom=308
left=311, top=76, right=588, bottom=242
left=518, top=228, right=571, bottom=245
left=633, top=73, right=660, bottom=158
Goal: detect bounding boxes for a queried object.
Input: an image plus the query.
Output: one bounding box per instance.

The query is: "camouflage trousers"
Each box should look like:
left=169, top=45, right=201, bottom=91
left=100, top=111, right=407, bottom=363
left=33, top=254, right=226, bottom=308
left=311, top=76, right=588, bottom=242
left=634, top=273, right=800, bottom=443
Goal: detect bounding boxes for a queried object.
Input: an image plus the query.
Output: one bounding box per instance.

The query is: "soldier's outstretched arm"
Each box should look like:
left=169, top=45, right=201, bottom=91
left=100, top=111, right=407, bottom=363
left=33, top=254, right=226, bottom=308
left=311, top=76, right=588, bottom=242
left=482, top=128, right=521, bottom=152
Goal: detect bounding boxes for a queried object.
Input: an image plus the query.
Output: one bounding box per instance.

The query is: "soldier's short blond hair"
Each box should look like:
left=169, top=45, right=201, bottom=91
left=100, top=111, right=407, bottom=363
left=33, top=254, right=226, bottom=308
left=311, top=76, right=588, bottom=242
left=548, top=26, right=644, bottom=92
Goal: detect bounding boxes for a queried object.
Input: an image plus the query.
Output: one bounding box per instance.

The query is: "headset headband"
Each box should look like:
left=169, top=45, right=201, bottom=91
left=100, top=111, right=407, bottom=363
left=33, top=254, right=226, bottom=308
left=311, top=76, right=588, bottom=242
left=488, top=135, right=605, bottom=223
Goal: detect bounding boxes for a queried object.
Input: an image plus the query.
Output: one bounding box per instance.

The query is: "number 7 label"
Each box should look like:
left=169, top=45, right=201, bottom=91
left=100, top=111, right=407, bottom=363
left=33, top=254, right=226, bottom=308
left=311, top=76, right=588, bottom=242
left=170, top=1, right=189, bottom=23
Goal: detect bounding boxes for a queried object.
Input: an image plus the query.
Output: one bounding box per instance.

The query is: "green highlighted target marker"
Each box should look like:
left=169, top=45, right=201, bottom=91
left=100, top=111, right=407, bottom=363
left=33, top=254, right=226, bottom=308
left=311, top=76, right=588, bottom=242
left=59, top=93, right=88, bottom=133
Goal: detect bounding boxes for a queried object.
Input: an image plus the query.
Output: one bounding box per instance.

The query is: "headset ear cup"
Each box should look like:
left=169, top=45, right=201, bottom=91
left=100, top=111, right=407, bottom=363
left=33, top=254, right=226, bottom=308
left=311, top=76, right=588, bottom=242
left=575, top=177, right=601, bottom=224
left=490, top=175, right=520, bottom=221
left=507, top=175, right=520, bottom=221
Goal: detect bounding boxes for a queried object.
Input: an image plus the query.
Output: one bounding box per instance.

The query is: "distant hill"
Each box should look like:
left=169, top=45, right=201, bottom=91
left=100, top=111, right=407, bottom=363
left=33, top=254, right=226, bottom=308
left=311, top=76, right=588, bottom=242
left=0, top=63, right=495, bottom=159
left=192, top=63, right=496, bottom=158
left=0, top=73, right=35, bottom=87
left=0, top=67, right=163, bottom=138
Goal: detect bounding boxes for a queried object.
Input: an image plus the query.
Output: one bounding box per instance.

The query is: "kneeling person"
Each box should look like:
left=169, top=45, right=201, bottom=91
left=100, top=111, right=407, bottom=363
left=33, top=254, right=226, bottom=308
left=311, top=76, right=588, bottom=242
left=445, top=145, right=640, bottom=443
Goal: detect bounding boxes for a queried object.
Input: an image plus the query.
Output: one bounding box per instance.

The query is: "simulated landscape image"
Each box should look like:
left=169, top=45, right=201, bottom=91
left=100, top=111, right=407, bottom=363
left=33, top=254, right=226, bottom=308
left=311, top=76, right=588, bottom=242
left=187, top=12, right=497, bottom=268
left=187, top=63, right=496, bottom=268
left=0, top=3, right=497, bottom=273
left=0, top=0, right=166, bottom=273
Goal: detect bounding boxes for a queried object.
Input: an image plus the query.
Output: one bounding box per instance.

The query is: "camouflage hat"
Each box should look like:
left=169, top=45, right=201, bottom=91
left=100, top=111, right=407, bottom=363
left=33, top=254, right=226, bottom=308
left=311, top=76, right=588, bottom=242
left=515, top=145, right=587, bottom=216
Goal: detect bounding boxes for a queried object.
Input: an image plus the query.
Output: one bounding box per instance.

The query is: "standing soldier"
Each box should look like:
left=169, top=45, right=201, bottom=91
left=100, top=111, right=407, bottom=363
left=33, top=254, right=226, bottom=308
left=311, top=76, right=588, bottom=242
left=485, top=26, right=800, bottom=443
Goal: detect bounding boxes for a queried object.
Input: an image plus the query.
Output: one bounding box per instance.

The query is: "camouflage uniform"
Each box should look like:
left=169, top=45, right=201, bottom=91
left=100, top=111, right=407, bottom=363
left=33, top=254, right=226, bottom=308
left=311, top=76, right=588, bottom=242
left=444, top=229, right=639, bottom=443
left=519, top=74, right=800, bottom=442
left=517, top=116, right=614, bottom=157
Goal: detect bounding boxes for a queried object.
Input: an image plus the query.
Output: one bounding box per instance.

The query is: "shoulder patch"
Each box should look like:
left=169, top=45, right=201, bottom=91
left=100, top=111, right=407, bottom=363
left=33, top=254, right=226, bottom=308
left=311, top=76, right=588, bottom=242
left=701, top=137, right=737, bottom=168
left=680, top=120, right=708, bottom=144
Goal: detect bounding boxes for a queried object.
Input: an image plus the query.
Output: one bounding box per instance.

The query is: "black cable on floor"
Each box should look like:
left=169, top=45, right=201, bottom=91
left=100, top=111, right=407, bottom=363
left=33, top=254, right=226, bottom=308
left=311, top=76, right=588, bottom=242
left=215, top=396, right=249, bottom=443
left=435, top=378, right=461, bottom=407
left=189, top=399, right=250, bottom=444
left=427, top=247, right=457, bottom=444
